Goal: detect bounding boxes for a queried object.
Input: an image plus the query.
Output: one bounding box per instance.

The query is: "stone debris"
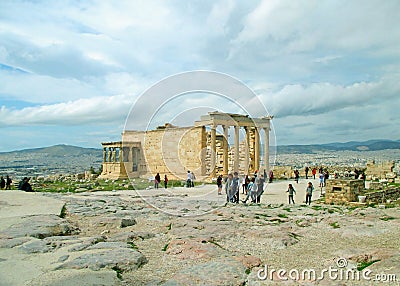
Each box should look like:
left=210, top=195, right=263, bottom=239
left=57, top=248, right=147, bottom=272
left=0, top=214, right=79, bottom=239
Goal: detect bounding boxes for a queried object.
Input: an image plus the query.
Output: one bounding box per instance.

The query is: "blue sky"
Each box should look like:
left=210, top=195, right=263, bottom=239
left=0, top=0, right=399, bottom=151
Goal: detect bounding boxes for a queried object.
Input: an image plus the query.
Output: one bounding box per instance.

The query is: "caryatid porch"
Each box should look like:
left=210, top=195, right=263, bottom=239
left=194, top=112, right=272, bottom=177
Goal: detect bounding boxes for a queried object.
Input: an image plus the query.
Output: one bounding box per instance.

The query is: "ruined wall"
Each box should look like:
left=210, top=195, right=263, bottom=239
left=122, top=126, right=206, bottom=180
left=366, top=160, right=395, bottom=179
left=325, top=179, right=365, bottom=204
left=365, top=188, right=400, bottom=204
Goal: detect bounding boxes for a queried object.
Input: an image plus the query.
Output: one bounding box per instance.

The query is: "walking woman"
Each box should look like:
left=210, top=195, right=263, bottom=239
left=286, top=184, right=296, bottom=204
left=305, top=182, right=314, bottom=205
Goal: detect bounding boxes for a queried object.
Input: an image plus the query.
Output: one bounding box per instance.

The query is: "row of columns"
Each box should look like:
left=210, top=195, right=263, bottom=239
left=209, top=124, right=270, bottom=177
left=103, top=147, right=123, bottom=163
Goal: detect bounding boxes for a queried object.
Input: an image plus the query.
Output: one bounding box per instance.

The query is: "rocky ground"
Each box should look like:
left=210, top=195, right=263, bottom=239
left=0, top=181, right=399, bottom=285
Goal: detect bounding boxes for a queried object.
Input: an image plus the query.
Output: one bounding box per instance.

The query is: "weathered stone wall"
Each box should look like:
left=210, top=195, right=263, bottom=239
left=122, top=127, right=206, bottom=180
left=365, top=188, right=400, bottom=204
left=325, top=179, right=365, bottom=204
left=365, top=160, right=395, bottom=179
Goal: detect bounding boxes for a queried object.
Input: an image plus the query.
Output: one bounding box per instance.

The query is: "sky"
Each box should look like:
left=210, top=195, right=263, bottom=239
left=0, top=0, right=399, bottom=152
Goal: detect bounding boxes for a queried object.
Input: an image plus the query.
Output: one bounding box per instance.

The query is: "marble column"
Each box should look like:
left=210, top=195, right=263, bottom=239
left=244, top=127, right=249, bottom=174
left=263, top=127, right=270, bottom=174
left=103, top=148, right=107, bottom=162
left=119, top=147, right=123, bottom=162
left=108, top=147, right=112, bottom=162
left=222, top=125, right=229, bottom=175
left=210, top=124, right=217, bottom=177
left=254, top=128, right=260, bottom=171
left=234, top=125, right=239, bottom=172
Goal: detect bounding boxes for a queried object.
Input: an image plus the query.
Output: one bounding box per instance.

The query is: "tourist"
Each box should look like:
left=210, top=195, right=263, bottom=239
left=294, top=169, right=299, bottom=184
left=0, top=176, right=5, bottom=190
left=319, top=172, right=324, bottom=187
left=231, top=172, right=240, bottom=203
left=286, top=184, right=296, bottom=204
left=18, top=177, right=33, bottom=192
left=186, top=171, right=192, bottom=188
left=242, top=177, right=257, bottom=203
left=191, top=172, right=196, bottom=187
left=255, top=174, right=265, bottom=203
left=254, top=170, right=258, bottom=178
left=217, top=175, right=223, bottom=195
left=305, top=182, right=314, bottom=205
left=242, top=175, right=248, bottom=194
left=312, top=167, right=317, bottom=179
left=268, top=170, right=274, bottom=183
left=225, top=173, right=233, bottom=202
left=324, top=171, right=329, bottom=186
left=154, top=173, right=160, bottom=189
left=164, top=175, right=168, bottom=189
left=305, top=166, right=309, bottom=179
left=5, top=175, right=12, bottom=190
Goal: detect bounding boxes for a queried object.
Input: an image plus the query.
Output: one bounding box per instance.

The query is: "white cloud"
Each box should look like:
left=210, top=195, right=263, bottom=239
left=0, top=94, right=134, bottom=127
left=0, top=0, right=399, bottom=150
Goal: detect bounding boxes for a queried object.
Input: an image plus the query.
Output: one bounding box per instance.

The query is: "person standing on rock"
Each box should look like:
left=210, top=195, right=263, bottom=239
left=186, top=171, right=192, bottom=188
left=154, top=173, right=161, bottom=189
left=225, top=173, right=233, bottom=202
left=231, top=172, right=240, bottom=203
left=242, top=177, right=257, bottom=203
left=319, top=172, right=324, bottom=187
left=0, top=176, right=5, bottom=190
left=294, top=169, right=299, bottom=184
left=268, top=170, right=274, bottom=183
left=164, top=175, right=168, bottom=189
left=217, top=175, right=223, bottom=195
left=255, top=174, right=265, bottom=203
left=191, top=172, right=196, bottom=187
left=242, top=175, right=248, bottom=194
left=5, top=175, right=12, bottom=190
left=305, top=166, right=309, bottom=179
left=286, top=184, right=296, bottom=204
left=305, top=182, right=314, bottom=205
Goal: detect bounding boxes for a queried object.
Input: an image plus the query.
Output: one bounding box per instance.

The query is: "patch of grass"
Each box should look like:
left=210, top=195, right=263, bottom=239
left=312, top=205, right=323, bottom=211
left=111, top=266, right=123, bottom=280
left=288, top=232, right=302, bottom=240
left=329, top=222, right=340, bottom=229
left=327, top=209, right=335, bottom=214
left=167, top=223, right=172, bottom=230
left=277, top=213, right=288, bottom=218
left=245, top=268, right=251, bottom=275
left=357, top=260, right=381, bottom=271
left=59, top=204, right=67, bottom=218
left=283, top=207, right=292, bottom=212
left=127, top=242, right=138, bottom=250
left=379, top=216, right=396, bottom=221
left=208, top=239, right=224, bottom=249
left=162, top=243, right=169, bottom=251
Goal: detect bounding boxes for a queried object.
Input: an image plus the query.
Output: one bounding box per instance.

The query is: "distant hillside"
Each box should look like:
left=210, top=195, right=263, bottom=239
left=0, top=144, right=101, bottom=157
left=277, top=139, right=400, bottom=154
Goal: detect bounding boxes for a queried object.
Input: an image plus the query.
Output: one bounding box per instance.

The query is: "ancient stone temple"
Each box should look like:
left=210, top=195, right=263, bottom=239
left=100, top=112, right=272, bottom=180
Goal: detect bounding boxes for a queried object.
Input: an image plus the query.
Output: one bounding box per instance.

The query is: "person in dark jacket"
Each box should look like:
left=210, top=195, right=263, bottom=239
left=18, top=177, right=33, bottom=192
left=5, top=175, right=12, bottom=190
left=0, top=176, right=5, bottom=189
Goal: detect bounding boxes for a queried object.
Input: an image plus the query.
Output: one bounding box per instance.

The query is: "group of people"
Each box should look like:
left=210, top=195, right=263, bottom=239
left=215, top=169, right=317, bottom=205
left=154, top=173, right=168, bottom=189
left=286, top=182, right=314, bottom=205
left=0, top=175, right=12, bottom=190
left=0, top=175, right=33, bottom=192
left=217, top=170, right=267, bottom=204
